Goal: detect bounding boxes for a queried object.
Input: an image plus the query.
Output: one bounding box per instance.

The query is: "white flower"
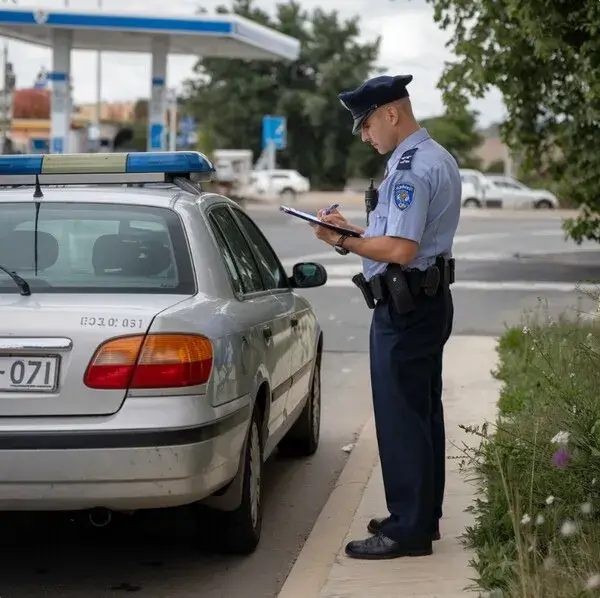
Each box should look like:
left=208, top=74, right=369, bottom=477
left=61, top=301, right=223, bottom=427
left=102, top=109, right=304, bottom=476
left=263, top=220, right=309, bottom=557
left=581, top=502, right=593, bottom=515
left=593, top=478, right=597, bottom=486
left=523, top=326, right=530, bottom=334
left=560, top=519, right=577, bottom=537
left=535, top=514, right=545, bottom=525
left=546, top=495, right=555, bottom=505
left=586, top=574, right=600, bottom=590
left=551, top=431, right=570, bottom=445
left=521, top=514, right=531, bottom=525
left=569, top=372, right=575, bottom=379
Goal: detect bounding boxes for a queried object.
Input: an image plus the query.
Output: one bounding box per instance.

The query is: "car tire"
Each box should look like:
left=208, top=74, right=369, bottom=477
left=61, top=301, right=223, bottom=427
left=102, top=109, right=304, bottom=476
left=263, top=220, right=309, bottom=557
left=463, top=198, right=481, bottom=208
left=535, top=199, right=554, bottom=209
left=280, top=187, right=297, bottom=203
left=212, top=408, right=264, bottom=554
left=278, top=353, right=321, bottom=458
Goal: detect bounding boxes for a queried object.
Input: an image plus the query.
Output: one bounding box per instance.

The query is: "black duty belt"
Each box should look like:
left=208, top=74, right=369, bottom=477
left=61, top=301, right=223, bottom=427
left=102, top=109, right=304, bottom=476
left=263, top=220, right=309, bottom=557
left=352, top=257, right=455, bottom=312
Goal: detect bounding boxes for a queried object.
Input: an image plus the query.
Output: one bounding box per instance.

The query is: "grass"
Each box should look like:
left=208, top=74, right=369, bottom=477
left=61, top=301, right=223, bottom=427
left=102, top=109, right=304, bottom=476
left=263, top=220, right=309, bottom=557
left=458, top=307, right=600, bottom=597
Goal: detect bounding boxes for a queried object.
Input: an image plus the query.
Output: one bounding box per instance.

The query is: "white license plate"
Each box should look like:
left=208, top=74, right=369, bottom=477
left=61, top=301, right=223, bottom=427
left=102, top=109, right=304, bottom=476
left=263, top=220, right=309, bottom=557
left=0, top=356, right=59, bottom=392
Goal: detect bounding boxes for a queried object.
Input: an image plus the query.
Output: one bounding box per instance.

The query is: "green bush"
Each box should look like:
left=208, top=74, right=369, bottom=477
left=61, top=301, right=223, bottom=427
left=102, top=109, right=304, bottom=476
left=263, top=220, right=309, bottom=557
left=460, top=311, right=600, bottom=597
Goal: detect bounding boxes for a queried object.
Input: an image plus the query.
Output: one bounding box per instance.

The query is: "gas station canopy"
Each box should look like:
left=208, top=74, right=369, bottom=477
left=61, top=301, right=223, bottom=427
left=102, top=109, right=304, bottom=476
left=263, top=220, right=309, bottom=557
left=0, top=7, right=300, bottom=60
left=0, top=6, right=300, bottom=154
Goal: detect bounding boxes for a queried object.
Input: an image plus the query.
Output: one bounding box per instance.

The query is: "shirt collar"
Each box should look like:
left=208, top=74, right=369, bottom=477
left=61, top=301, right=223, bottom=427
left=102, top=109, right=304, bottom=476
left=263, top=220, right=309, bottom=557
left=387, top=127, right=431, bottom=171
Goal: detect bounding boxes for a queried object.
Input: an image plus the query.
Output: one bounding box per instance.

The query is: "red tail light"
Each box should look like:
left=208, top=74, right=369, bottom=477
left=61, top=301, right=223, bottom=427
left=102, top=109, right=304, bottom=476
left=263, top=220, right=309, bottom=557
left=84, top=334, right=213, bottom=390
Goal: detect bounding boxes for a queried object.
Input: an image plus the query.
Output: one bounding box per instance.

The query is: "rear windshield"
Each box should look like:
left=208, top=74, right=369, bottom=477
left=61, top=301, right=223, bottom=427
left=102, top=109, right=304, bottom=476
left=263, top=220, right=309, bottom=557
left=0, top=202, right=195, bottom=294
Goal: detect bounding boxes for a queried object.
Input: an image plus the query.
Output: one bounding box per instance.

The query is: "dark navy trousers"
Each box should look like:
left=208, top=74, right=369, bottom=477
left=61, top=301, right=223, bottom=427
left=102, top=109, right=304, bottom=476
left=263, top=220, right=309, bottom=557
left=369, top=287, right=454, bottom=543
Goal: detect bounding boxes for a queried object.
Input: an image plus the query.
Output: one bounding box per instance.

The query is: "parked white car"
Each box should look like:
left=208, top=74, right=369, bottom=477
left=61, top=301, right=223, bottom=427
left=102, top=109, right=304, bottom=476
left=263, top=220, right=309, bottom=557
left=245, top=169, right=310, bottom=203
left=485, top=175, right=559, bottom=209
left=459, top=169, right=489, bottom=208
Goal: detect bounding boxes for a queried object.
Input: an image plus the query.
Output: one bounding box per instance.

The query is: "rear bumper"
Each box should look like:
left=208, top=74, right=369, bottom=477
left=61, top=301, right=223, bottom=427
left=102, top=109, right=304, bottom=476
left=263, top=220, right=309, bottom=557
left=0, top=399, right=251, bottom=511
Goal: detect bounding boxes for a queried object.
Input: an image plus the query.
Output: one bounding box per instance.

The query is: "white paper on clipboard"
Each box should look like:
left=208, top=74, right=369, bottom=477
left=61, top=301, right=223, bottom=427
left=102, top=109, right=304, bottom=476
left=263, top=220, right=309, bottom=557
left=279, top=205, right=362, bottom=238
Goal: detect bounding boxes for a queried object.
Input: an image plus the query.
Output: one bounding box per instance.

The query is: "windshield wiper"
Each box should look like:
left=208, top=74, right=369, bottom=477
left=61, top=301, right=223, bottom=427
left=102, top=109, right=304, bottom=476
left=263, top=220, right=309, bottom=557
left=0, top=265, right=31, bottom=296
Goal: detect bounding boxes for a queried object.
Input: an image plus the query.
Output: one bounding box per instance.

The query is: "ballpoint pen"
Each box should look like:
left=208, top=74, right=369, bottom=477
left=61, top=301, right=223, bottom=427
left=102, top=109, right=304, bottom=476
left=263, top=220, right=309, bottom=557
left=323, top=203, right=339, bottom=215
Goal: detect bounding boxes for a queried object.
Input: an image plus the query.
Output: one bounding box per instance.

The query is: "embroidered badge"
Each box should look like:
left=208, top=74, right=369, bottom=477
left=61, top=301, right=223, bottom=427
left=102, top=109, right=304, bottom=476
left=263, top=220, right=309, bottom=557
left=394, top=182, right=415, bottom=211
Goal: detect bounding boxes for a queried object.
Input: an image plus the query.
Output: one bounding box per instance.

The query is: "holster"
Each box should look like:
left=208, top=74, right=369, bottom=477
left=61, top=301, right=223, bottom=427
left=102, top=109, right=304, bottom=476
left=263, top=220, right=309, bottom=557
left=352, top=273, right=376, bottom=309
left=383, top=265, right=415, bottom=315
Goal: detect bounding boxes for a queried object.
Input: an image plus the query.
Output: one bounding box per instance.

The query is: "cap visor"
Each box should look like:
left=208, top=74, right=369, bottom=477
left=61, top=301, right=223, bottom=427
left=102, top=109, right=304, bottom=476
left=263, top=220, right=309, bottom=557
left=351, top=108, right=375, bottom=135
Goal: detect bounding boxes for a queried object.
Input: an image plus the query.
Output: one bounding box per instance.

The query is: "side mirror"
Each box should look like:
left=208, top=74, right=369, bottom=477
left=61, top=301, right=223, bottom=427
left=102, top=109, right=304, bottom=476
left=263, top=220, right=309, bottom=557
left=289, top=262, right=327, bottom=288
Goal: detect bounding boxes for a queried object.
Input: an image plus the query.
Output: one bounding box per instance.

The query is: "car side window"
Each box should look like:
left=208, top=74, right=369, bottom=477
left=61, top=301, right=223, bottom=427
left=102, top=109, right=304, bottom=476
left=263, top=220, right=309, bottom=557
left=208, top=216, right=244, bottom=297
left=209, top=207, right=264, bottom=294
left=232, top=208, right=289, bottom=290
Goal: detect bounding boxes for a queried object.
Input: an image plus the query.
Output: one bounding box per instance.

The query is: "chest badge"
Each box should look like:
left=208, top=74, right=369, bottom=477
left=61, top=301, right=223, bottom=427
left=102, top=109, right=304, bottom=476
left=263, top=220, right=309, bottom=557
left=394, top=182, right=415, bottom=211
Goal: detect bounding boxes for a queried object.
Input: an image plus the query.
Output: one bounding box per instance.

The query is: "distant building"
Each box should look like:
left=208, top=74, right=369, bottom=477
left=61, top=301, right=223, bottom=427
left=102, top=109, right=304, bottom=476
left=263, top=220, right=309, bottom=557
left=474, top=123, right=510, bottom=170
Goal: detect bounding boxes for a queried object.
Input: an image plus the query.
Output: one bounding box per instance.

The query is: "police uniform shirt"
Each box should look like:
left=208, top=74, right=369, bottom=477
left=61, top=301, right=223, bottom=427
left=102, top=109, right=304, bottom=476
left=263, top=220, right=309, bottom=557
left=362, top=127, right=462, bottom=281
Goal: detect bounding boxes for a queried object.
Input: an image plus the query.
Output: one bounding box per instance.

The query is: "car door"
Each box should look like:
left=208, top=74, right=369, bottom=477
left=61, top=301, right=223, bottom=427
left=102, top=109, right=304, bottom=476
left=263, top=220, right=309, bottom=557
left=207, top=206, right=292, bottom=436
left=230, top=207, right=313, bottom=420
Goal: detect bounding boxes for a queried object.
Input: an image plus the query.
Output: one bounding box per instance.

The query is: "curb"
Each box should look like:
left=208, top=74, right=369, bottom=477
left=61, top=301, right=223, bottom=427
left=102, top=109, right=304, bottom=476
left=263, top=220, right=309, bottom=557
left=277, top=414, right=379, bottom=598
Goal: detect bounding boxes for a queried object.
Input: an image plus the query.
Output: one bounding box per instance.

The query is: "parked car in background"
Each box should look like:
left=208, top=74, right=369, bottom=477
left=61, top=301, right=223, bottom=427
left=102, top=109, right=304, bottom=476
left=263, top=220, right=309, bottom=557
left=245, top=169, right=310, bottom=203
left=459, top=169, right=489, bottom=208
left=484, top=175, right=559, bottom=209
left=0, top=151, right=327, bottom=556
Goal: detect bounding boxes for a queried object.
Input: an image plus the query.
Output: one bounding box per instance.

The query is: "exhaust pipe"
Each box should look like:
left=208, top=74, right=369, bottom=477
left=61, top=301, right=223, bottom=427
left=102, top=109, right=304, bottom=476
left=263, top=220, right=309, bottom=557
left=88, top=507, right=113, bottom=528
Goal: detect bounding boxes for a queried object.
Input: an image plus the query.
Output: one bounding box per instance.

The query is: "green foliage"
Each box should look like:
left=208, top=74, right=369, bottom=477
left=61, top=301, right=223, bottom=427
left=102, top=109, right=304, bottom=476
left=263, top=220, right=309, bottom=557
left=425, top=0, right=600, bottom=243
left=460, top=310, right=600, bottom=596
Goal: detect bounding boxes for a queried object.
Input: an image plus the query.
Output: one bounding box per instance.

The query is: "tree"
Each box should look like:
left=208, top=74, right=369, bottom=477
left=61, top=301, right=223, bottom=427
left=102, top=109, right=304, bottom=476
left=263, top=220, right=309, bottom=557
left=422, top=0, right=600, bottom=243
left=182, top=0, right=381, bottom=188
left=420, top=109, right=482, bottom=169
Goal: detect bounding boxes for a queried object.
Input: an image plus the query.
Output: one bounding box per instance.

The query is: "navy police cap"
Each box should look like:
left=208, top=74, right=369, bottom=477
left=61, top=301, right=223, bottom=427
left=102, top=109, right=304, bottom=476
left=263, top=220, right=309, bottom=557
left=338, top=74, right=413, bottom=134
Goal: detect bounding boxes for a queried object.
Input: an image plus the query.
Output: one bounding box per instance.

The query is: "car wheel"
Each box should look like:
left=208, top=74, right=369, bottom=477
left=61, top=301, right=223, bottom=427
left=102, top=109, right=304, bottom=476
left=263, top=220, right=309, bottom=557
left=280, top=187, right=297, bottom=203
left=214, top=408, right=263, bottom=554
left=463, top=198, right=481, bottom=208
left=278, top=352, right=321, bottom=458
left=535, top=199, right=554, bottom=209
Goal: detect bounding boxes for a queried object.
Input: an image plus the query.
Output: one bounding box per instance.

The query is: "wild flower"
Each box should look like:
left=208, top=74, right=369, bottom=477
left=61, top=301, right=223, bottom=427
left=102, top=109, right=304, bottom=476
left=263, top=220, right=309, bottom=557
left=552, top=447, right=571, bottom=468
left=585, top=573, right=600, bottom=590
left=521, top=513, right=531, bottom=525
left=551, top=431, right=570, bottom=445
left=560, top=519, right=577, bottom=537
left=546, top=495, right=555, bottom=505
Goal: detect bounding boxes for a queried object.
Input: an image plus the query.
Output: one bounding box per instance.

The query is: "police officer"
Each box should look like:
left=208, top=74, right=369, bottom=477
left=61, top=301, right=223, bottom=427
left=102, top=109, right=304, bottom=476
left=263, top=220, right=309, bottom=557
left=312, top=74, right=461, bottom=559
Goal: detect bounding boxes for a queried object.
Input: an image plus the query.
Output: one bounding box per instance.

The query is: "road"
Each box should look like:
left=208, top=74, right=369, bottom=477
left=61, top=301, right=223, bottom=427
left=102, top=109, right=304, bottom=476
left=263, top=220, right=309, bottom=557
left=0, top=207, right=598, bottom=598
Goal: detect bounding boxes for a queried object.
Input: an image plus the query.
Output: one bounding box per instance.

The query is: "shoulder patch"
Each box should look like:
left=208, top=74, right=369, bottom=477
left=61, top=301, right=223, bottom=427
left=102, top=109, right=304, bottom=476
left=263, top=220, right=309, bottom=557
left=395, top=147, right=418, bottom=171
left=393, top=182, right=415, bottom=211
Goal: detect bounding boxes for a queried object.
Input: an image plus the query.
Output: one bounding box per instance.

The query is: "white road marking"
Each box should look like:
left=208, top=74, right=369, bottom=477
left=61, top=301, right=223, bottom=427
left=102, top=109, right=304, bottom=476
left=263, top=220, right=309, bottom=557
left=320, top=278, right=599, bottom=293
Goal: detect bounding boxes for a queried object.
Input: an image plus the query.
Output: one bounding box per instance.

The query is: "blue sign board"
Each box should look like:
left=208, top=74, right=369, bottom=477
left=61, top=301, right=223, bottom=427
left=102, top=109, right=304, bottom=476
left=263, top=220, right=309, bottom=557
left=149, top=123, right=164, bottom=151
left=262, top=115, right=286, bottom=150
left=51, top=137, right=64, bottom=154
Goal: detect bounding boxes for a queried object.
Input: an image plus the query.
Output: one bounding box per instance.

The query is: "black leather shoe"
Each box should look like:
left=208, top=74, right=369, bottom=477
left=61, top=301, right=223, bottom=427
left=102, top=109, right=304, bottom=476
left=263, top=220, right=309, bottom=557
left=345, top=533, right=433, bottom=560
left=367, top=516, right=441, bottom=540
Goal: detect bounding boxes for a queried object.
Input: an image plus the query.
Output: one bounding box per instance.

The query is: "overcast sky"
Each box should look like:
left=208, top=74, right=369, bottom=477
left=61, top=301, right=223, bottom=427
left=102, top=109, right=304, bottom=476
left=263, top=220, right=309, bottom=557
left=6, top=0, right=506, bottom=125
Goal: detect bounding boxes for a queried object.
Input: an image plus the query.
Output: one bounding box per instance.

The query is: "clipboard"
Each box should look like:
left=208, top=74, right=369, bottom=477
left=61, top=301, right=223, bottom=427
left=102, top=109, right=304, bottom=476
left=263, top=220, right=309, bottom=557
left=279, top=205, right=362, bottom=238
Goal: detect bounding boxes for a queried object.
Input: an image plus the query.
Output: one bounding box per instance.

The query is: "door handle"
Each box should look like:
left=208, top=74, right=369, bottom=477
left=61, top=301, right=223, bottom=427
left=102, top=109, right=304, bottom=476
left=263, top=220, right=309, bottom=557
left=291, top=317, right=299, bottom=328
left=262, top=326, right=273, bottom=341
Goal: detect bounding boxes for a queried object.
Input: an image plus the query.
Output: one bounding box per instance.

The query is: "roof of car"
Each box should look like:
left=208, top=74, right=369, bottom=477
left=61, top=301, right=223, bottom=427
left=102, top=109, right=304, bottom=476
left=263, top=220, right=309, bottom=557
left=0, top=184, right=205, bottom=208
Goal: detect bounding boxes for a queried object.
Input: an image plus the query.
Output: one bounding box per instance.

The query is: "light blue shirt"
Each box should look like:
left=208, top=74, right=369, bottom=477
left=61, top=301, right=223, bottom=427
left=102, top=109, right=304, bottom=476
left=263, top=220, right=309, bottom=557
left=362, top=127, right=462, bottom=280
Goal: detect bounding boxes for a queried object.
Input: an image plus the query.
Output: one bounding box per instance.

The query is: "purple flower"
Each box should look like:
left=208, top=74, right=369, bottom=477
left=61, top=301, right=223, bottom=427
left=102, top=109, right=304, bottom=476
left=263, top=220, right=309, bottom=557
left=552, top=447, right=570, bottom=468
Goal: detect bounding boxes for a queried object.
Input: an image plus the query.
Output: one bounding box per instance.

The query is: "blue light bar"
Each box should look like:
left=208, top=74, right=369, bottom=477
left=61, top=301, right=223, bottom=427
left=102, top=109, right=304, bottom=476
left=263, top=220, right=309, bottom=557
left=125, top=152, right=215, bottom=174
left=0, top=151, right=215, bottom=177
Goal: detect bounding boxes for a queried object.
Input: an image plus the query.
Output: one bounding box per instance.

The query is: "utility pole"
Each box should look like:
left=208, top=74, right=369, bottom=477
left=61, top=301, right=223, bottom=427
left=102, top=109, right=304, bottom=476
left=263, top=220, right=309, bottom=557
left=94, top=0, right=102, bottom=152
left=0, top=0, right=16, bottom=154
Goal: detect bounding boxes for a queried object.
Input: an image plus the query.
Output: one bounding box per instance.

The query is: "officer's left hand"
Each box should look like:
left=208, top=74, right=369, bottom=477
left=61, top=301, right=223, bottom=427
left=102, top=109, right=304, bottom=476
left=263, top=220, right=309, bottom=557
left=311, top=221, right=341, bottom=246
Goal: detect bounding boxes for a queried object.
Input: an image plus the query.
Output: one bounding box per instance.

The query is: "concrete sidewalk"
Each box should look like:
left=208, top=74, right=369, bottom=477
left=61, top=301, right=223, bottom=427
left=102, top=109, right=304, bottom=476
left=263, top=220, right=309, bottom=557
left=278, top=335, right=501, bottom=598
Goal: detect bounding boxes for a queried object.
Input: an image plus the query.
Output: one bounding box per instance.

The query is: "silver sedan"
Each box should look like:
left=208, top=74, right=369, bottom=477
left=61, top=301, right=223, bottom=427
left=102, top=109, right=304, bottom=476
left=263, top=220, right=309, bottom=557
left=0, top=156, right=327, bottom=555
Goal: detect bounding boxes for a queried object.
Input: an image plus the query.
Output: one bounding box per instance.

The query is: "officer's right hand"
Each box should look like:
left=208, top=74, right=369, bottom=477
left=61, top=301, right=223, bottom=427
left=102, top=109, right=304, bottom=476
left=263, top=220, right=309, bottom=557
left=317, top=210, right=348, bottom=227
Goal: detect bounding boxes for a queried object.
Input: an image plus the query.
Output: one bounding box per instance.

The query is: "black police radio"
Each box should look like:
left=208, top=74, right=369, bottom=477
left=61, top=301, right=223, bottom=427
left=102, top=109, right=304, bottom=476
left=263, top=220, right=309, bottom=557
left=365, top=178, right=378, bottom=225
